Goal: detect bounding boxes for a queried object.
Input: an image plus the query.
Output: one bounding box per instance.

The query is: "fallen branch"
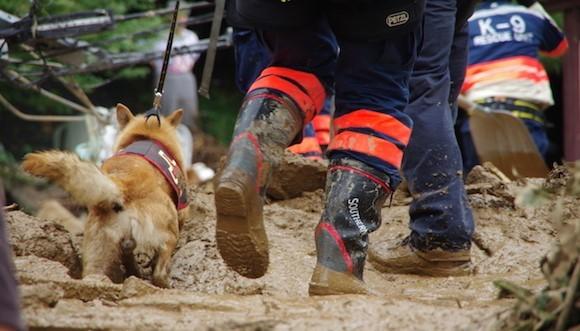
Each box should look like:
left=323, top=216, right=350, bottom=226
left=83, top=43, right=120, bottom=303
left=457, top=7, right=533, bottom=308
left=0, top=92, right=84, bottom=122
left=3, top=203, right=18, bottom=212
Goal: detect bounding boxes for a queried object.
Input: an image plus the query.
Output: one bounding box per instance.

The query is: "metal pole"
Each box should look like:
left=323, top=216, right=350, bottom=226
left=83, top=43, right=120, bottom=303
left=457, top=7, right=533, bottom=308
left=198, top=0, right=225, bottom=98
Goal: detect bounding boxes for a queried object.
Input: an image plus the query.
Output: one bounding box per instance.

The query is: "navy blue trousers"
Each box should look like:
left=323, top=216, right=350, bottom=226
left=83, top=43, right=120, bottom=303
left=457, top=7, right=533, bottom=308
left=233, top=4, right=473, bottom=250
left=233, top=27, right=326, bottom=157
left=234, top=20, right=419, bottom=187
left=402, top=0, right=474, bottom=251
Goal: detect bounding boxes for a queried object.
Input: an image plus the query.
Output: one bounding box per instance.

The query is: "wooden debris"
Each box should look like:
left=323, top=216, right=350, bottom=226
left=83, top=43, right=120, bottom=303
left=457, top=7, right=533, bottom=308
left=3, top=203, right=18, bottom=212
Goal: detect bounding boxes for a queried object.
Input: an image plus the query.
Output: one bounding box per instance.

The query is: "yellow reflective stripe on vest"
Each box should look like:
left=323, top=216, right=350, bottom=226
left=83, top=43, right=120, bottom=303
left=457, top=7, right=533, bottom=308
left=511, top=111, right=544, bottom=123
left=512, top=99, right=541, bottom=111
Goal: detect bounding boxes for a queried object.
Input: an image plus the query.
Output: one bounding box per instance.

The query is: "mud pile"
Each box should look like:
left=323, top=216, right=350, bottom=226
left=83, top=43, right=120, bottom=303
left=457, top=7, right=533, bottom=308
left=5, top=163, right=580, bottom=330
left=493, top=163, right=580, bottom=330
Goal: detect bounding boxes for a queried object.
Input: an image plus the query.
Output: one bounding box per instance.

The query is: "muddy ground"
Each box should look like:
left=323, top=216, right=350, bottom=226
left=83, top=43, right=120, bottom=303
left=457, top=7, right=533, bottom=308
left=5, top=163, right=579, bottom=331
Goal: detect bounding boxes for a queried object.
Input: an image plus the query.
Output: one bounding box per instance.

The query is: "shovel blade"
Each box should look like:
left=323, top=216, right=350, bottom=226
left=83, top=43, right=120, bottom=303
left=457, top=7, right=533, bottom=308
left=469, top=110, right=549, bottom=179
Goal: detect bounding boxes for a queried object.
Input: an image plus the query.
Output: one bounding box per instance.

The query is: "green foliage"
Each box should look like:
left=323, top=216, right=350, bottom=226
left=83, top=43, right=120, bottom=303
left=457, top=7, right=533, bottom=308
left=0, top=1, right=31, bottom=16
left=199, top=88, right=242, bottom=145
left=0, top=143, right=37, bottom=187
left=0, top=0, right=237, bottom=157
left=0, top=0, right=186, bottom=158
left=1, top=0, right=156, bottom=18
left=0, top=0, right=163, bottom=90
left=515, top=183, right=553, bottom=207
left=0, top=81, right=72, bottom=115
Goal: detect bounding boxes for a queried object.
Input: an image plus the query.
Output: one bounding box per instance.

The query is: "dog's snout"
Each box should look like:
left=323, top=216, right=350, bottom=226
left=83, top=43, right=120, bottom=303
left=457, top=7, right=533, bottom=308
left=112, top=202, right=124, bottom=213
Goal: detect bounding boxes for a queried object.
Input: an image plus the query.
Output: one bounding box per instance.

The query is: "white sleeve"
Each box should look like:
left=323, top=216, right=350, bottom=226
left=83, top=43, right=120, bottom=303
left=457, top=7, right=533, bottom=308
left=186, top=30, right=201, bottom=63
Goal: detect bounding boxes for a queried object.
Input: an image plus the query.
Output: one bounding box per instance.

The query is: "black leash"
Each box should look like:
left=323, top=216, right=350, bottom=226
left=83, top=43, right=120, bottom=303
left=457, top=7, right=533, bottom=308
left=145, top=0, right=180, bottom=126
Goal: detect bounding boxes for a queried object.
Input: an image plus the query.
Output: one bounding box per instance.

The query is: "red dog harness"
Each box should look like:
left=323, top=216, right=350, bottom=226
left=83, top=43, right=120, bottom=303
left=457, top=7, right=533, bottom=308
left=115, top=140, right=188, bottom=210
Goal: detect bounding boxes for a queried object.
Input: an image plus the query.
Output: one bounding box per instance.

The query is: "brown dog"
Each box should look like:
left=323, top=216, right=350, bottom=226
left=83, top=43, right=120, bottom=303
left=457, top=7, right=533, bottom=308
left=22, top=104, right=190, bottom=287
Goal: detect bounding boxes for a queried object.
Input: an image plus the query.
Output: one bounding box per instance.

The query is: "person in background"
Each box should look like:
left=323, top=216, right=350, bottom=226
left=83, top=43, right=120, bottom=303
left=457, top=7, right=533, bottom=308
left=457, top=0, right=568, bottom=172
left=311, top=97, right=333, bottom=152
left=0, top=183, right=25, bottom=331
left=152, top=2, right=200, bottom=133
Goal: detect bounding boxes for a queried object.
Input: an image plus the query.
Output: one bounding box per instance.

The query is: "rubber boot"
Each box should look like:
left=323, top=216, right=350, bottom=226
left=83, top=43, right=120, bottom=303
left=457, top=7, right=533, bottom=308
left=309, top=158, right=391, bottom=295
left=215, top=88, right=303, bottom=278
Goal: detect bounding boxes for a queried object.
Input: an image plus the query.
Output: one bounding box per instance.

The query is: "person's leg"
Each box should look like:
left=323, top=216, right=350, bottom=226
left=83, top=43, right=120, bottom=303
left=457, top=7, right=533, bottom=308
left=311, top=96, right=334, bottom=152
left=287, top=123, right=323, bottom=159
left=215, top=18, right=338, bottom=279
left=309, top=25, right=420, bottom=295
left=190, top=75, right=200, bottom=131
left=175, top=73, right=198, bottom=133
left=523, top=119, right=550, bottom=159
left=456, top=113, right=481, bottom=173
left=159, top=75, right=180, bottom=118
left=0, top=185, right=24, bottom=331
left=232, top=27, right=325, bottom=160
left=449, top=23, right=469, bottom=122
left=232, top=27, right=271, bottom=93
left=369, top=0, right=474, bottom=277
left=404, top=0, right=474, bottom=253
left=0, top=215, right=22, bottom=331
left=451, top=25, right=481, bottom=174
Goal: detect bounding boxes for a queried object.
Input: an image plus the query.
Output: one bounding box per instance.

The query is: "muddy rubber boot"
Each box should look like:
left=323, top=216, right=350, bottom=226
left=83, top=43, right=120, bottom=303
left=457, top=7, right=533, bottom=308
left=309, top=159, right=391, bottom=296
left=368, top=236, right=473, bottom=277
left=215, top=88, right=303, bottom=278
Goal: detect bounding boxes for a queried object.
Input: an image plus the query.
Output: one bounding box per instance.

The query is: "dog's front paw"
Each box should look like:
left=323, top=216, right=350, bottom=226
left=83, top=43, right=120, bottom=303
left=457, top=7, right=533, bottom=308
left=83, top=273, right=113, bottom=283
left=152, top=274, right=170, bottom=288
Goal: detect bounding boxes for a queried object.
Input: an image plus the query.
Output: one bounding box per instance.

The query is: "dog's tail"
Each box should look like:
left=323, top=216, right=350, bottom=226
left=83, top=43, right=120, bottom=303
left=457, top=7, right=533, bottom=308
left=22, top=151, right=123, bottom=210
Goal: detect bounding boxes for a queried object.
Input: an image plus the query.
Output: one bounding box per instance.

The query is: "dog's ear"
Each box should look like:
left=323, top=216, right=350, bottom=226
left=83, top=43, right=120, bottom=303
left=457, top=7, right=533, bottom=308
left=167, top=109, right=183, bottom=127
left=116, top=103, right=134, bottom=129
